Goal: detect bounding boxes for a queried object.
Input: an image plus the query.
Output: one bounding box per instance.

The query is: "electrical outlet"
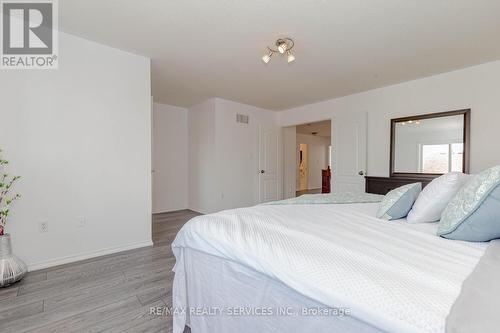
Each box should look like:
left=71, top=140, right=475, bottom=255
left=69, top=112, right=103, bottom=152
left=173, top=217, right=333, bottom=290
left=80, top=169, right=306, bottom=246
left=39, top=221, right=48, bottom=233
left=76, top=216, right=86, bottom=228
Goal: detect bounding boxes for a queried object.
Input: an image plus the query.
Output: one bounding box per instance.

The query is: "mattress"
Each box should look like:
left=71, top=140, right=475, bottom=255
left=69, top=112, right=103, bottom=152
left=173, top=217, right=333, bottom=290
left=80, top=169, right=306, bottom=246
left=172, top=202, right=488, bottom=333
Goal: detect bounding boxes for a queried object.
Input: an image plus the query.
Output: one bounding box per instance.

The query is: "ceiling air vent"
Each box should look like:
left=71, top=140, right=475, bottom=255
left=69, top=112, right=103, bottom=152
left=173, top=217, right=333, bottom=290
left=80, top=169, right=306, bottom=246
left=236, top=114, right=249, bottom=124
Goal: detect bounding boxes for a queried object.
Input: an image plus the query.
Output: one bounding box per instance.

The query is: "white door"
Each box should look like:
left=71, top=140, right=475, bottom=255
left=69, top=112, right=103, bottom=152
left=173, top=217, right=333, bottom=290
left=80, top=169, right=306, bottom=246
left=331, top=113, right=367, bottom=193
left=259, top=128, right=281, bottom=203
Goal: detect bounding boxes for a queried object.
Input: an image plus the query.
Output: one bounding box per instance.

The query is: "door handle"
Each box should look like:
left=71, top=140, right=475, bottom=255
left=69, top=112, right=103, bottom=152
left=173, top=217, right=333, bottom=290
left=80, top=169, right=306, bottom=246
left=260, top=170, right=265, bottom=174
left=358, top=171, right=365, bottom=176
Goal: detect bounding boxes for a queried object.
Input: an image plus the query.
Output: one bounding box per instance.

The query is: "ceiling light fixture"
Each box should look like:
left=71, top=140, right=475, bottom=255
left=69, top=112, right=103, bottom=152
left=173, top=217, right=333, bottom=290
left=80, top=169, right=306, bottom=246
left=262, top=37, right=295, bottom=64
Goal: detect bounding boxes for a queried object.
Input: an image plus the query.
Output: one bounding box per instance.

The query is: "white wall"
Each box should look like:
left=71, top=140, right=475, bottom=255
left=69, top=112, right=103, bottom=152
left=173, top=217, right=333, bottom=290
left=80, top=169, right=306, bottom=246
left=296, top=133, right=331, bottom=147
left=188, top=99, right=217, bottom=214
left=188, top=98, right=280, bottom=213
left=0, top=32, right=152, bottom=270
left=152, top=103, right=188, bottom=213
left=215, top=98, right=280, bottom=210
left=278, top=60, right=500, bottom=176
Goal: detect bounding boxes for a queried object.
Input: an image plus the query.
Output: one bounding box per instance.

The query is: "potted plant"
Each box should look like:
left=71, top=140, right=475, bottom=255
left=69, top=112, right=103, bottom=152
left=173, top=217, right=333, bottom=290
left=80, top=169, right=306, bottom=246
left=0, top=149, right=27, bottom=287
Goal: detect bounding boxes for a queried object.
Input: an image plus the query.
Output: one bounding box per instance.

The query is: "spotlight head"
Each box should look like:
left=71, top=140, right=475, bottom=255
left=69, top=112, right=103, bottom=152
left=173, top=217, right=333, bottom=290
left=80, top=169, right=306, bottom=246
left=277, top=42, right=287, bottom=54
left=262, top=51, right=272, bottom=64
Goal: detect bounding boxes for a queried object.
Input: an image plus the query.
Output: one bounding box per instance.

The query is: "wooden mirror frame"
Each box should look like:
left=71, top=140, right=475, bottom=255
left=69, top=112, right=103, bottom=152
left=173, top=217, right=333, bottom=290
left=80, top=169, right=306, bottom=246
left=390, top=109, right=471, bottom=178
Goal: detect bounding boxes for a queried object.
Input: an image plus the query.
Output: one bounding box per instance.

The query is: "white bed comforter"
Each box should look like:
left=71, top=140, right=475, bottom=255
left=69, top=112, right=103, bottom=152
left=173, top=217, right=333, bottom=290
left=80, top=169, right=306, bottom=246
left=172, top=203, right=487, bottom=333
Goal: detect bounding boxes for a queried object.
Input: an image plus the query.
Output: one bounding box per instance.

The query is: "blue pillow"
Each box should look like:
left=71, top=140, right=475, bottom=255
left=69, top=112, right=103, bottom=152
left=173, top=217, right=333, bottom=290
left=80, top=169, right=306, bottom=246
left=438, top=165, right=500, bottom=242
left=376, top=183, right=422, bottom=220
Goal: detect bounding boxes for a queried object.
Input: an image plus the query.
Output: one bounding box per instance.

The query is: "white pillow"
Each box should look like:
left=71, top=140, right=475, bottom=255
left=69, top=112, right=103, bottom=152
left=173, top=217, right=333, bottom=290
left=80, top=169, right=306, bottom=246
left=406, top=172, right=470, bottom=223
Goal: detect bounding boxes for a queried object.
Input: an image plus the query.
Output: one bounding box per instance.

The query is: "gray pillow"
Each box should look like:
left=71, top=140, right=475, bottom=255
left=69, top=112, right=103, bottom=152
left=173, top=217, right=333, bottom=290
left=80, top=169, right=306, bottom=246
left=438, top=165, right=500, bottom=242
left=376, top=183, right=422, bottom=220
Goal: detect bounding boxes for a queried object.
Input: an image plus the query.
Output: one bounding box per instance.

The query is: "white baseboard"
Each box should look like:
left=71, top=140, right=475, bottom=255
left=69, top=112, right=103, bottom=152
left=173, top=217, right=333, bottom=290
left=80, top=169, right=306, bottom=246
left=152, top=207, right=189, bottom=214
left=188, top=205, right=210, bottom=215
left=27, top=240, right=154, bottom=272
left=153, top=208, right=190, bottom=214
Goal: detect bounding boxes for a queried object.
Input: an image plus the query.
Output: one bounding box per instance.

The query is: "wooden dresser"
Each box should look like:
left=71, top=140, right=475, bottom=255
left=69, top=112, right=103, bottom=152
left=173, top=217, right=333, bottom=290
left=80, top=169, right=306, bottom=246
left=365, top=176, right=433, bottom=195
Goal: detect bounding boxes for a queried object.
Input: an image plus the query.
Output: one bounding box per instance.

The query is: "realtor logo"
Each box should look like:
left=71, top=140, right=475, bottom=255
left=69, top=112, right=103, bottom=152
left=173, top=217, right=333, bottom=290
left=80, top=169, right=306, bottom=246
left=1, top=0, right=58, bottom=69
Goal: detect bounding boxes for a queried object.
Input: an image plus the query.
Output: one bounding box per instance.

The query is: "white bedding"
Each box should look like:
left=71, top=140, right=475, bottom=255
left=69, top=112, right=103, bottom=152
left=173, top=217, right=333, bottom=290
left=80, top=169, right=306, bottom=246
left=172, top=203, right=487, bottom=333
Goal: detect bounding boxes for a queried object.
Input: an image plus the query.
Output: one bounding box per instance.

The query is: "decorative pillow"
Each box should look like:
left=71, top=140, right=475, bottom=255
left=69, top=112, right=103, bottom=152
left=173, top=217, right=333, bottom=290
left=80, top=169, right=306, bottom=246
left=407, top=172, right=470, bottom=223
left=376, top=183, right=422, bottom=220
left=438, top=165, right=500, bottom=241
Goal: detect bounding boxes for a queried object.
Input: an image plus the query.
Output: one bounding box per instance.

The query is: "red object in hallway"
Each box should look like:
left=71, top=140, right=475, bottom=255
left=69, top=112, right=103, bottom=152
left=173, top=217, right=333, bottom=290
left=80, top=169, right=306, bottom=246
left=322, top=167, right=331, bottom=193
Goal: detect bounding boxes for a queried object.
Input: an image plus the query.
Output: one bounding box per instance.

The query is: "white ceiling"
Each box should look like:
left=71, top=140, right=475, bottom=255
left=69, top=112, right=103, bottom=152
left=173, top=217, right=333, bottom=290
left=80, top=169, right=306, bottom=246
left=296, top=120, right=331, bottom=138
left=59, top=1, right=500, bottom=111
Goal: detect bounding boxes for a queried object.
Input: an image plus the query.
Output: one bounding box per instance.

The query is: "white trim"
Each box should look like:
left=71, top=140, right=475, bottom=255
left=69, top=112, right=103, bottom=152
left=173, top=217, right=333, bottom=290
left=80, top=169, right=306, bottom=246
left=27, top=240, right=154, bottom=272
left=188, top=206, right=210, bottom=215
left=153, top=207, right=189, bottom=214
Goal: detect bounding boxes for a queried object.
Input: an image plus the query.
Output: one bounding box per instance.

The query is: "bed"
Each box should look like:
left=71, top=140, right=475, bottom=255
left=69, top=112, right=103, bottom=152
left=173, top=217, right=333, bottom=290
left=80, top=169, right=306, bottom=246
left=171, top=200, right=491, bottom=333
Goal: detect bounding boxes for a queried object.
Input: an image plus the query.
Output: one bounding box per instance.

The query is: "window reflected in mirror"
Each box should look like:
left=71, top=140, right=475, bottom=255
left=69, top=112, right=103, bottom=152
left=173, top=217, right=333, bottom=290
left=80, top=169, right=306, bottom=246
left=420, top=143, right=463, bottom=173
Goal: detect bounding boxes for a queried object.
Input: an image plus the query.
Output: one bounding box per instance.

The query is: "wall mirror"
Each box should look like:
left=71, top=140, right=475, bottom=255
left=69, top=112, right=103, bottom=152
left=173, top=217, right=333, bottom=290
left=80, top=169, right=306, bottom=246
left=390, top=109, right=470, bottom=177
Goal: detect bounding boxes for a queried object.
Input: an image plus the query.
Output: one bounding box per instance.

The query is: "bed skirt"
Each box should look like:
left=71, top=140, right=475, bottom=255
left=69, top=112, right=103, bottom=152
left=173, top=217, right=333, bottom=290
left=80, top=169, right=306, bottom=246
left=172, top=247, right=383, bottom=333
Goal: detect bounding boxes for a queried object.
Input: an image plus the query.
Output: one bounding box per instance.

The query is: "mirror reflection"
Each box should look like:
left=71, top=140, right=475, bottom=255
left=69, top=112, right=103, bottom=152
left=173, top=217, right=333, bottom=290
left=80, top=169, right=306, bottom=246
left=393, top=115, right=464, bottom=174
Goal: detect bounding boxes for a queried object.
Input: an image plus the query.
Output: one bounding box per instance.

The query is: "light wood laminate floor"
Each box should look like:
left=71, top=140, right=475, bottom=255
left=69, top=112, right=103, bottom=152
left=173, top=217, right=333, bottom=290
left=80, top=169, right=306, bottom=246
left=0, top=210, right=199, bottom=333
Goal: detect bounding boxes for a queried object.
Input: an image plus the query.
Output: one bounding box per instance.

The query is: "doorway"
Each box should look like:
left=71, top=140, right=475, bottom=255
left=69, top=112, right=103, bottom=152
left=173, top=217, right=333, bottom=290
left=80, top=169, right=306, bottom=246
left=298, top=143, right=309, bottom=192
left=282, top=120, right=332, bottom=198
